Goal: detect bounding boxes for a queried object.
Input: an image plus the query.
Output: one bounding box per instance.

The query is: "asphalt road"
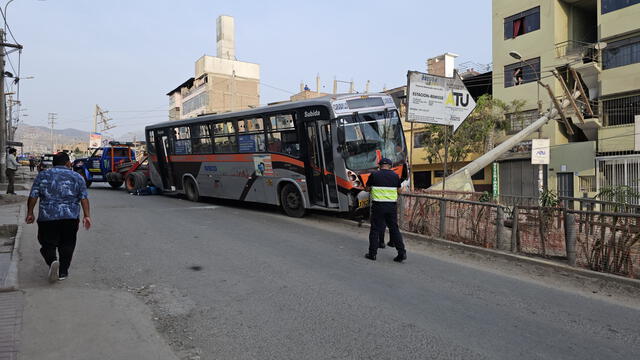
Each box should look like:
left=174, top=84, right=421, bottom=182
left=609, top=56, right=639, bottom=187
left=20, top=185, right=640, bottom=359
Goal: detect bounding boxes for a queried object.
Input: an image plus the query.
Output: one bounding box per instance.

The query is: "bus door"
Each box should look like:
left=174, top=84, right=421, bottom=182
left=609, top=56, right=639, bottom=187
left=304, top=121, right=339, bottom=208
left=155, top=133, right=174, bottom=190
left=319, top=121, right=339, bottom=207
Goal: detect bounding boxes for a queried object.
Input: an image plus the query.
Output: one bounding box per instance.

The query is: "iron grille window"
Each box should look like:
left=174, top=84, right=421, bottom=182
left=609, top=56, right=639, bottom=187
left=603, top=36, right=640, bottom=70
left=602, top=93, right=640, bottom=126
left=602, top=0, right=640, bottom=14
left=504, top=58, right=540, bottom=88
left=508, top=110, right=539, bottom=133
left=504, top=7, right=540, bottom=39
left=579, top=175, right=597, bottom=193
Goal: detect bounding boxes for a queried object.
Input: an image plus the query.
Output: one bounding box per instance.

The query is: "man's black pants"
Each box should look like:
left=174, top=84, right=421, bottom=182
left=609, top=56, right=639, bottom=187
left=37, top=219, right=79, bottom=275
left=368, top=202, right=405, bottom=256
left=5, top=168, right=15, bottom=194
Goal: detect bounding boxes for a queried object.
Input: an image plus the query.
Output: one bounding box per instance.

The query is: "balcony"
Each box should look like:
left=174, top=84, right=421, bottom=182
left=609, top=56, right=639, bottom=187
left=555, top=40, right=600, bottom=65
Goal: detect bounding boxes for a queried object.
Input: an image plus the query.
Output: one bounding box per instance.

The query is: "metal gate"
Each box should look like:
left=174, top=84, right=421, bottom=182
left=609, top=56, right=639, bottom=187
left=596, top=155, right=640, bottom=204
left=557, top=173, right=574, bottom=198
left=499, top=159, right=544, bottom=198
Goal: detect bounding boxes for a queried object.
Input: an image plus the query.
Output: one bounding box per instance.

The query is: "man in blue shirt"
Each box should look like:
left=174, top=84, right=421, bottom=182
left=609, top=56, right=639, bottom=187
left=25, top=152, right=91, bottom=282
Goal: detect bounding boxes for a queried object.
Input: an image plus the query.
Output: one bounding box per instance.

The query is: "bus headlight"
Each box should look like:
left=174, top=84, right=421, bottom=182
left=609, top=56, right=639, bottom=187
left=347, top=170, right=362, bottom=188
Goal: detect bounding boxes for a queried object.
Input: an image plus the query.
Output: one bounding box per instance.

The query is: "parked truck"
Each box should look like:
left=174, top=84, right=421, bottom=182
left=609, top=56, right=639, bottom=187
left=72, top=142, right=148, bottom=190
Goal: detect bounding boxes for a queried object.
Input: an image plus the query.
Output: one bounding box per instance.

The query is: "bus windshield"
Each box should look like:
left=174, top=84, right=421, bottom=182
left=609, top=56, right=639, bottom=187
left=337, top=110, right=405, bottom=171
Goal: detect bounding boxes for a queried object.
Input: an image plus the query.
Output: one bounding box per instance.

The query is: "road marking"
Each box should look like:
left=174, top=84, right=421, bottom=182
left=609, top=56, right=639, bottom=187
left=159, top=205, right=219, bottom=211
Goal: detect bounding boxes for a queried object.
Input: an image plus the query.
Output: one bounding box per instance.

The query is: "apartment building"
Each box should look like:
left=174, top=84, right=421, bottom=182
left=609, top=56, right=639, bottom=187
left=167, top=16, right=260, bottom=120
left=492, top=0, right=640, bottom=201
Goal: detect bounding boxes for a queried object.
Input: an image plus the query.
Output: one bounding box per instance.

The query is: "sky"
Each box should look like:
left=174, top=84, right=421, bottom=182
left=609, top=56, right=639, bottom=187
left=7, top=0, right=492, bottom=138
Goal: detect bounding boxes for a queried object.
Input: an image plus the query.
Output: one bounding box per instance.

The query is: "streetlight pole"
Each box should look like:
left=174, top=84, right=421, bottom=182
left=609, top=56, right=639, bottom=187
left=509, top=50, right=545, bottom=197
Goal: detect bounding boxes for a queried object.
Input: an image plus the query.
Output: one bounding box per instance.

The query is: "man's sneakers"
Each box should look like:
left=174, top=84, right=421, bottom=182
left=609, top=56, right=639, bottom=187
left=364, top=253, right=377, bottom=261
left=58, top=272, right=68, bottom=281
left=393, top=253, right=407, bottom=263
left=48, top=260, right=60, bottom=283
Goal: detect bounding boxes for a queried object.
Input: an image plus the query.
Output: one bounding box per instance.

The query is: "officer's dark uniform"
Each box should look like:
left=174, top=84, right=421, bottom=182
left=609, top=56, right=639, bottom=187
left=365, top=159, right=406, bottom=262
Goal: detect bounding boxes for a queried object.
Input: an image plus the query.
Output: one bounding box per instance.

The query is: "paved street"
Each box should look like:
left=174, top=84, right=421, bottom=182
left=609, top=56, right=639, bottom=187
left=18, top=185, right=640, bottom=360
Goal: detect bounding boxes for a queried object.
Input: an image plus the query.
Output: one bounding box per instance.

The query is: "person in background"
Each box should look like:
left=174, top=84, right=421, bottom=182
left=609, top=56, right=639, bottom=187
left=29, top=156, right=36, bottom=172
left=6, top=148, right=19, bottom=195
left=25, top=152, right=91, bottom=282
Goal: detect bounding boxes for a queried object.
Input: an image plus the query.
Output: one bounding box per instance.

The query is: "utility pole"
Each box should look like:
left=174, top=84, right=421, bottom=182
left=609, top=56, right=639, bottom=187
left=0, top=28, right=24, bottom=183
left=48, top=113, right=57, bottom=153
left=0, top=29, right=6, bottom=183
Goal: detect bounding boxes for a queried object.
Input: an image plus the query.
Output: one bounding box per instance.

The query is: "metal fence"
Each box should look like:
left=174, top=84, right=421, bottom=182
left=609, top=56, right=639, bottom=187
left=398, top=193, right=640, bottom=279
left=554, top=40, right=600, bottom=63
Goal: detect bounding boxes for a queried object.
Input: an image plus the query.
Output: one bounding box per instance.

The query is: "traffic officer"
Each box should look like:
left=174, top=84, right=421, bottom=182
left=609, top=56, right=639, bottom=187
left=364, top=158, right=406, bottom=262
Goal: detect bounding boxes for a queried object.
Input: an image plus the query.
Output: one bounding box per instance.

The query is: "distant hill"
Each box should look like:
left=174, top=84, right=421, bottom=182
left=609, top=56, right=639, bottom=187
left=15, top=124, right=92, bottom=153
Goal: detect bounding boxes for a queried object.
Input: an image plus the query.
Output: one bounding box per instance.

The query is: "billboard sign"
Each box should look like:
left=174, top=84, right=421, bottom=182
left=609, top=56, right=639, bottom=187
left=531, top=139, right=550, bottom=165
left=406, top=71, right=477, bottom=132
left=89, top=132, right=102, bottom=148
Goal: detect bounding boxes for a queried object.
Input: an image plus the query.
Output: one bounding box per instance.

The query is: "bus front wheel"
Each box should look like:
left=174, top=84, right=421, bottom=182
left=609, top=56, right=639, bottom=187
left=184, top=177, right=200, bottom=202
left=280, top=183, right=305, bottom=218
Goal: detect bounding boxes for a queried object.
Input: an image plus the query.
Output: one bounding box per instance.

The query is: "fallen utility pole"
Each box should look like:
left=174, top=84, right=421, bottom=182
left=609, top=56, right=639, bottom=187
left=429, top=89, right=583, bottom=193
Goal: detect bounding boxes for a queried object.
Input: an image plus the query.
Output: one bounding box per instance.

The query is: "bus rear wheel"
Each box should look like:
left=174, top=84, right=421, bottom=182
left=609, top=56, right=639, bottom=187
left=108, top=181, right=123, bottom=189
left=184, top=177, right=200, bottom=202
left=280, top=183, right=305, bottom=218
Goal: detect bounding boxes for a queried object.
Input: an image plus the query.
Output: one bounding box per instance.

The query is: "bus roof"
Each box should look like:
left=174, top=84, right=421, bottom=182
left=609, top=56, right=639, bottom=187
left=146, top=93, right=393, bottom=130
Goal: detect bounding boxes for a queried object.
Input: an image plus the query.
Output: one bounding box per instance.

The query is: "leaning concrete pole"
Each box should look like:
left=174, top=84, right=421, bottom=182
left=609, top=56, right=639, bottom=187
left=429, top=90, right=582, bottom=192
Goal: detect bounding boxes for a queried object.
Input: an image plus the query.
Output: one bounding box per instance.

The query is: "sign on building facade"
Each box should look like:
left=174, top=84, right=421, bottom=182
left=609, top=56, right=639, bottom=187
left=531, top=138, right=550, bottom=165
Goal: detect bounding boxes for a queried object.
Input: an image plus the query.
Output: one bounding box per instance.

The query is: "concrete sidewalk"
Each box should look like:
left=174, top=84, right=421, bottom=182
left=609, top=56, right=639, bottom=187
left=17, top=212, right=180, bottom=360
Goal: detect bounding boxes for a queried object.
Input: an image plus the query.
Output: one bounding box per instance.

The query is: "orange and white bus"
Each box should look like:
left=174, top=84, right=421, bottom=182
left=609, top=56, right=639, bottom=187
left=145, top=93, right=407, bottom=217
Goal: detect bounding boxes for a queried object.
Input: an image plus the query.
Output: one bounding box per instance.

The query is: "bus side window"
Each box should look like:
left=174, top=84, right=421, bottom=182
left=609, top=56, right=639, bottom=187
left=238, top=118, right=265, bottom=153
left=191, top=124, right=213, bottom=154
left=147, top=131, right=156, bottom=154
left=267, top=114, right=299, bottom=157
left=172, top=126, right=192, bottom=155
left=213, top=121, right=237, bottom=153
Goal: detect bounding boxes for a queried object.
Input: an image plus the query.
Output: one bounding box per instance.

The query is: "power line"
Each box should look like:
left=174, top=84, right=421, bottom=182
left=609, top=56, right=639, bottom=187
left=0, top=5, right=18, bottom=45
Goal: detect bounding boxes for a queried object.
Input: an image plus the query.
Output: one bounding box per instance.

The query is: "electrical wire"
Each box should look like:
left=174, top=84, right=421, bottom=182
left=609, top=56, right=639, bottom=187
left=0, top=3, right=18, bottom=44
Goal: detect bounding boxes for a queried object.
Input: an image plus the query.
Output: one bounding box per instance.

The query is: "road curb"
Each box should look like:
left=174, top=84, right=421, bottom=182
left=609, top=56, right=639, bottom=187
left=331, top=216, right=640, bottom=291
left=0, top=204, right=24, bottom=292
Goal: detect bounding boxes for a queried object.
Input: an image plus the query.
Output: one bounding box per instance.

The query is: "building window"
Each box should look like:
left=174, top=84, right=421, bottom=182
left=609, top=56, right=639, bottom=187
left=602, top=0, right=640, bottom=14
left=603, top=36, right=640, bottom=70
left=602, top=93, right=640, bottom=126
left=413, top=131, right=430, bottom=148
left=508, top=110, right=539, bottom=133
left=504, top=7, right=540, bottom=39
left=471, top=168, right=485, bottom=181
left=579, top=175, right=596, bottom=193
left=504, top=58, right=540, bottom=88
left=182, top=92, right=209, bottom=115
left=413, top=171, right=431, bottom=189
